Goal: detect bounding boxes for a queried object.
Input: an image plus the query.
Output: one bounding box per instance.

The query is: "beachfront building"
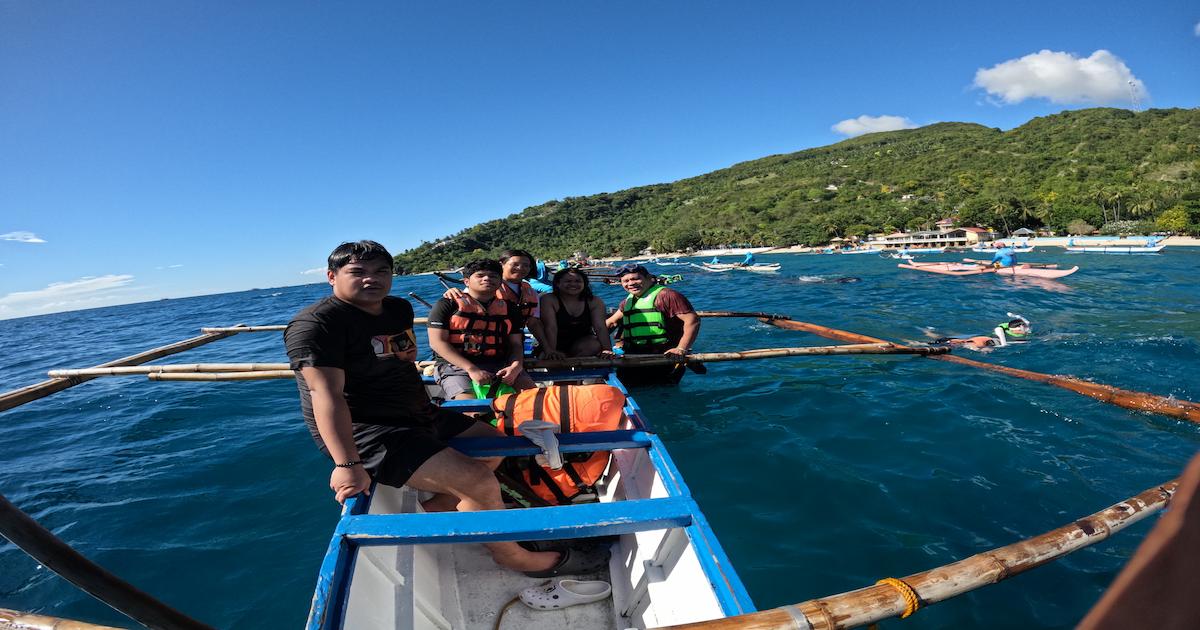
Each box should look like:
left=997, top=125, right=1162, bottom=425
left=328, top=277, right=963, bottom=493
left=866, top=226, right=995, bottom=249
left=1010, top=227, right=1036, bottom=239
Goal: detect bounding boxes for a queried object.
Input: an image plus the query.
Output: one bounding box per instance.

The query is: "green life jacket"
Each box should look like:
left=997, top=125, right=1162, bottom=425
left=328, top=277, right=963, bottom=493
left=471, top=379, right=517, bottom=400
left=621, top=285, right=670, bottom=348
left=998, top=322, right=1029, bottom=340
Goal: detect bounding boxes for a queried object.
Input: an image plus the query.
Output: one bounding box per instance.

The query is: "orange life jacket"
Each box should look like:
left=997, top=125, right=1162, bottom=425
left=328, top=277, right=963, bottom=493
left=447, top=295, right=512, bottom=358
left=498, top=280, right=539, bottom=321
left=492, top=384, right=626, bottom=504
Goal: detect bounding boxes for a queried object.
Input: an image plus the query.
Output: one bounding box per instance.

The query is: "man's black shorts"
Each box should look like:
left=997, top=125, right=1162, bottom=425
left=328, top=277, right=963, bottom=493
left=355, top=408, right=478, bottom=488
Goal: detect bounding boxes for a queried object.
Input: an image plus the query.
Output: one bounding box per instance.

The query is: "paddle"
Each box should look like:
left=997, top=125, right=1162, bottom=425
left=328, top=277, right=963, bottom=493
left=756, top=317, right=891, bottom=345
left=407, top=292, right=433, bottom=308
left=962, top=257, right=1057, bottom=269
left=0, top=493, right=215, bottom=629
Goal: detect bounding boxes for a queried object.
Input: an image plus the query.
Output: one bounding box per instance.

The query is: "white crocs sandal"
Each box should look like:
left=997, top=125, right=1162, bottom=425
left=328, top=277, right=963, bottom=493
left=519, top=579, right=612, bottom=610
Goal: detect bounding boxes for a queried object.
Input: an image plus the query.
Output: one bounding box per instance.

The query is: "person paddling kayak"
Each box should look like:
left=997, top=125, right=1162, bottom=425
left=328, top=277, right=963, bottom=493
left=989, top=242, right=1017, bottom=269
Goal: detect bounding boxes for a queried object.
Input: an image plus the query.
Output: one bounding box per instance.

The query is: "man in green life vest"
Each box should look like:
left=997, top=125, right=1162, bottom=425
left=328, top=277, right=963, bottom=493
left=604, top=264, right=700, bottom=384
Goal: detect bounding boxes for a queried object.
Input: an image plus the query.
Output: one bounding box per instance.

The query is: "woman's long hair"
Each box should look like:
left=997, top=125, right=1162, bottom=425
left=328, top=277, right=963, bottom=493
left=551, top=268, right=593, bottom=301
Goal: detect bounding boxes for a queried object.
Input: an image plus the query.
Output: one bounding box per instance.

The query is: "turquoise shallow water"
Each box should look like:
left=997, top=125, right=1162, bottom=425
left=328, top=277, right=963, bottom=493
left=1, top=249, right=1198, bottom=629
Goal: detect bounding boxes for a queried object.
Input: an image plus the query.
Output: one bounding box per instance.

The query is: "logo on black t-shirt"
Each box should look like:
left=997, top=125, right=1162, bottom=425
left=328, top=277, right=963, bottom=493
left=371, top=329, right=416, bottom=358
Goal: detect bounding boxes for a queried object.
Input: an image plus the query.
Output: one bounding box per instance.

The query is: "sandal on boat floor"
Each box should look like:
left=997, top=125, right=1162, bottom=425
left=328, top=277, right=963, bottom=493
left=520, top=579, right=612, bottom=609
left=521, top=547, right=610, bottom=578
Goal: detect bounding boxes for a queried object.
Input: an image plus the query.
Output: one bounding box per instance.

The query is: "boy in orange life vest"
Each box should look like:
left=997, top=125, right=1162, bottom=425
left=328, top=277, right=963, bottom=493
left=285, top=241, right=562, bottom=575
left=428, top=259, right=537, bottom=400
left=441, top=249, right=555, bottom=359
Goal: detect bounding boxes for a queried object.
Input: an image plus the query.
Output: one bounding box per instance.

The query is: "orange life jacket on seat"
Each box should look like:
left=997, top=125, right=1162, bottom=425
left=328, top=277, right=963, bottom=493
left=498, top=280, right=540, bottom=321
left=492, top=384, right=627, bottom=504
left=447, top=295, right=512, bottom=358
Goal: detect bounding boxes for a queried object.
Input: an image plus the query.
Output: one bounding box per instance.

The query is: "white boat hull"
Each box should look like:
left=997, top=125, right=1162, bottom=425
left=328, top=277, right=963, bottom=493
left=1065, top=244, right=1165, bottom=254
left=310, top=374, right=751, bottom=630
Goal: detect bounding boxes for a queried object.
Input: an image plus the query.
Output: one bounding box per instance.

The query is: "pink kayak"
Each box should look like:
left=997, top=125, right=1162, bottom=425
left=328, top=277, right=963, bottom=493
left=898, top=261, right=1079, bottom=279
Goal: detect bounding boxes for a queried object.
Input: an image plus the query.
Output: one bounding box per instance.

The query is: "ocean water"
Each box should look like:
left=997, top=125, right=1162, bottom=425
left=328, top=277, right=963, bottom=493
left=1, top=249, right=1198, bottom=629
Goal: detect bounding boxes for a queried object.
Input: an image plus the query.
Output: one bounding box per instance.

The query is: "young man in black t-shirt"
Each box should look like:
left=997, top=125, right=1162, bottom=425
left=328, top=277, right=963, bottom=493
left=284, top=241, right=566, bottom=575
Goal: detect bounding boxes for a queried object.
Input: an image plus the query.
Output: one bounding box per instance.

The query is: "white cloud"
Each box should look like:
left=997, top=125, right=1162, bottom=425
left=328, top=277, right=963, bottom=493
left=155, top=264, right=185, bottom=270
left=974, top=49, right=1147, bottom=105
left=0, top=231, right=47, bottom=243
left=0, top=275, right=136, bottom=320
left=1194, top=21, right=1199, bottom=36
left=832, top=115, right=918, bottom=138
left=301, top=267, right=327, bottom=275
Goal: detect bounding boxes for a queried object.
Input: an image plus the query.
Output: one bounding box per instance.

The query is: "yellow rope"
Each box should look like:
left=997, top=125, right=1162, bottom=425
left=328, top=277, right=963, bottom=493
left=876, top=577, right=920, bottom=619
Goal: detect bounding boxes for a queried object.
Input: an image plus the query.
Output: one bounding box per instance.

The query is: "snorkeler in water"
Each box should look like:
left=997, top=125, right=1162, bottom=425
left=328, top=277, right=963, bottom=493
left=930, top=313, right=1031, bottom=350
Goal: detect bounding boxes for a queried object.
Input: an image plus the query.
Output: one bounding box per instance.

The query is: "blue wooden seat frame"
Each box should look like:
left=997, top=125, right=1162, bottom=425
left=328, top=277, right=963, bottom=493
left=306, top=371, right=754, bottom=629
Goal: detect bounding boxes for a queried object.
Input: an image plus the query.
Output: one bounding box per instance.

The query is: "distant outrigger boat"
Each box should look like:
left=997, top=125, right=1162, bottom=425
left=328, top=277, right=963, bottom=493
left=306, top=370, right=752, bottom=630
left=701, top=262, right=781, bottom=273
left=1065, top=244, right=1166, bottom=254
left=883, top=246, right=945, bottom=254
left=971, top=244, right=1033, bottom=254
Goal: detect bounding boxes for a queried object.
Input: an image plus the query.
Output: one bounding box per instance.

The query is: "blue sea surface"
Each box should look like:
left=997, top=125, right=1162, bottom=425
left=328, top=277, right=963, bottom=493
left=1, top=249, right=1198, bottom=629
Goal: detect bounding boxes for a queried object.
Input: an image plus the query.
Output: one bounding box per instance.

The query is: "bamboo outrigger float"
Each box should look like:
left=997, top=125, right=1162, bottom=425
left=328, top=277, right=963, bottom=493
left=2, top=312, right=1197, bottom=628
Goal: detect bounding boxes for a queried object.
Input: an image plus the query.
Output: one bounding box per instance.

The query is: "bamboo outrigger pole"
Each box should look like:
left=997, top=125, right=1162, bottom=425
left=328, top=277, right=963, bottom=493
left=201, top=317, right=429, bottom=334
left=1, top=608, right=125, bottom=630
left=148, top=371, right=296, bottom=382
left=655, top=477, right=1179, bottom=630
left=759, top=317, right=1200, bottom=424
left=200, top=312, right=782, bottom=335
left=50, top=347, right=945, bottom=383
left=931, top=354, right=1200, bottom=424
left=46, top=361, right=439, bottom=380
left=528, top=343, right=945, bottom=369
left=0, top=328, right=243, bottom=413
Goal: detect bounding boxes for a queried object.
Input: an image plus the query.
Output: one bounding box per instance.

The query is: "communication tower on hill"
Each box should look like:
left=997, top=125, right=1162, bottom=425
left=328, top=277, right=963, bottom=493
left=1128, top=80, right=1141, bottom=111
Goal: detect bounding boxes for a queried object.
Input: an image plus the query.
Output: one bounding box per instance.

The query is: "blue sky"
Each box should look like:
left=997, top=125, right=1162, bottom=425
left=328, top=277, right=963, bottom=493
left=2, top=1, right=1198, bottom=319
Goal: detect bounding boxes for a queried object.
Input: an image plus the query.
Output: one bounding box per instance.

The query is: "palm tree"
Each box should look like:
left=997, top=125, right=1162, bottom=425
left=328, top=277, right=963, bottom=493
left=990, top=199, right=1013, bottom=235
left=1106, top=189, right=1126, bottom=222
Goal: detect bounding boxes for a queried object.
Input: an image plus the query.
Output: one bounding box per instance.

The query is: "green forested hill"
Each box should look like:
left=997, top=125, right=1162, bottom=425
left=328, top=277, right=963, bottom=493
left=395, top=107, right=1200, bottom=273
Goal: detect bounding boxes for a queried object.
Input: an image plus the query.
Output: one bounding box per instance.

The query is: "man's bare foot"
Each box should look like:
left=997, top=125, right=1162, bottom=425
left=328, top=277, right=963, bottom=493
left=420, top=493, right=460, bottom=513
left=500, top=549, right=560, bottom=573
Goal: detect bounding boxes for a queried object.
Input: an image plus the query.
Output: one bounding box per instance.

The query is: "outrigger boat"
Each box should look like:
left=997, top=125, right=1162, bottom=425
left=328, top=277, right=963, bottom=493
left=1065, top=244, right=1166, bottom=254
left=898, top=259, right=1079, bottom=279
left=970, top=245, right=1033, bottom=253
left=306, top=369, right=752, bottom=629
left=700, top=262, right=781, bottom=273
left=3, top=320, right=1198, bottom=629
left=879, top=246, right=945, bottom=254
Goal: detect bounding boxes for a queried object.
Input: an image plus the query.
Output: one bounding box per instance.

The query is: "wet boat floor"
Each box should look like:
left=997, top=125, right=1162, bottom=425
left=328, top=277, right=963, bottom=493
left=451, top=542, right=616, bottom=630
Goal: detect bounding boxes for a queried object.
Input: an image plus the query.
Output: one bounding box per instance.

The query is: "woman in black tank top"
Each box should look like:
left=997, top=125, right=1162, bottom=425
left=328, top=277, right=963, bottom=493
left=537, top=268, right=615, bottom=358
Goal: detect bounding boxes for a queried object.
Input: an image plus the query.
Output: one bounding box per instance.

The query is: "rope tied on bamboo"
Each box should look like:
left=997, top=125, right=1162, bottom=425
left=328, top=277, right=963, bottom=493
left=875, top=577, right=921, bottom=618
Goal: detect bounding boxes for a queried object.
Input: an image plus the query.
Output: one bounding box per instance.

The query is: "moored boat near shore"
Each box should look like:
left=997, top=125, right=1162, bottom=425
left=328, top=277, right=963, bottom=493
left=1065, top=244, right=1166, bottom=254
left=700, top=262, right=781, bottom=273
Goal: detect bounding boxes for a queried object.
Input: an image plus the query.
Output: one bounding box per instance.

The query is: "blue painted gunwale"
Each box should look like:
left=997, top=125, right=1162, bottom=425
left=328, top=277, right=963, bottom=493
left=305, top=369, right=754, bottom=629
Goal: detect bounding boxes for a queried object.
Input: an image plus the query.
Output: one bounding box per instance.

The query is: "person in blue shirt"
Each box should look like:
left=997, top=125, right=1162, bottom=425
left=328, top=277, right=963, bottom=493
left=990, top=242, right=1016, bottom=268
left=741, top=252, right=756, bottom=266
